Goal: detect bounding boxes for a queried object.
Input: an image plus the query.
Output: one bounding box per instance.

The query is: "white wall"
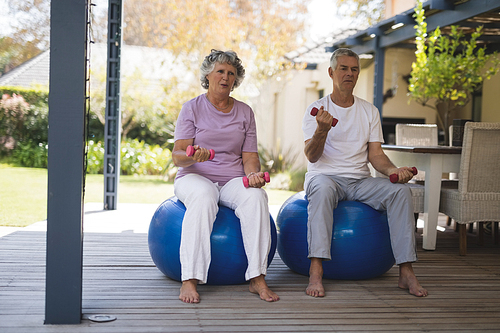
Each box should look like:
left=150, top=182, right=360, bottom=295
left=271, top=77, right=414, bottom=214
left=385, top=0, right=416, bottom=18
left=380, top=48, right=436, bottom=123
left=253, top=69, right=319, bottom=168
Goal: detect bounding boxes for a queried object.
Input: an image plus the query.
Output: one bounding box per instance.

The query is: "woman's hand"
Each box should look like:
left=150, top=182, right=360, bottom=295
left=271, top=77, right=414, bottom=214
left=172, top=139, right=210, bottom=167
left=188, top=145, right=213, bottom=163
left=242, top=152, right=266, bottom=188
left=246, top=172, right=267, bottom=188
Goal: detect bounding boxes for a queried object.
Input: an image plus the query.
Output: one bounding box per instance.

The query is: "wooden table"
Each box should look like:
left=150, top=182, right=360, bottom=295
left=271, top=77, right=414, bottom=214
left=382, top=145, right=462, bottom=250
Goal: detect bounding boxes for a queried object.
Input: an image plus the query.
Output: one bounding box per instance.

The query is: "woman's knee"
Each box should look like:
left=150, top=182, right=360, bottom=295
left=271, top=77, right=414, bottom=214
left=175, top=174, right=219, bottom=207
left=236, top=188, right=268, bottom=212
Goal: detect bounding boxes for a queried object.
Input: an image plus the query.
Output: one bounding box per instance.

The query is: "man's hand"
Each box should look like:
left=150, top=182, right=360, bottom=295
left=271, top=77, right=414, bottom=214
left=390, top=167, right=418, bottom=183
left=314, top=106, right=336, bottom=132
left=311, top=107, right=338, bottom=127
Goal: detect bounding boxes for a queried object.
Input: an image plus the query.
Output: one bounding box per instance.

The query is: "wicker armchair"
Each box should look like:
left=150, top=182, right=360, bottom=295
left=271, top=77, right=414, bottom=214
left=439, top=122, right=500, bottom=255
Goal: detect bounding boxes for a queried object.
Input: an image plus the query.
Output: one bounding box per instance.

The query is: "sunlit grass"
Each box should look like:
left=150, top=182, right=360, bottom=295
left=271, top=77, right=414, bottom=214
left=0, top=166, right=296, bottom=227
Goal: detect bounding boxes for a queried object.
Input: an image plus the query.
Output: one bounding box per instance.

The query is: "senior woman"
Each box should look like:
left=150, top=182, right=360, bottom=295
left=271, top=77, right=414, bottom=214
left=172, top=49, right=279, bottom=304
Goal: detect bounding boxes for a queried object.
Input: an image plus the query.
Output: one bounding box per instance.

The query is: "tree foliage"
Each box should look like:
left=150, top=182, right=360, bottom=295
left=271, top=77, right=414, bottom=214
left=113, top=0, right=309, bottom=81
left=5, top=1, right=50, bottom=50
left=0, top=36, right=43, bottom=75
left=335, top=0, right=385, bottom=27
left=408, top=0, right=500, bottom=140
left=0, top=1, right=50, bottom=74
left=3, top=0, right=310, bottom=147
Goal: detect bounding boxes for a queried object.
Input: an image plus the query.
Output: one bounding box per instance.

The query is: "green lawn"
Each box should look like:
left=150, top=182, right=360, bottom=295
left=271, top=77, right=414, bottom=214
left=0, top=165, right=296, bottom=227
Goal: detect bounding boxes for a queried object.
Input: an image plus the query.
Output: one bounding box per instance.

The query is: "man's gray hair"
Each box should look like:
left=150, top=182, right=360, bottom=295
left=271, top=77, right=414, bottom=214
left=330, top=48, right=360, bottom=70
left=200, top=49, right=245, bottom=90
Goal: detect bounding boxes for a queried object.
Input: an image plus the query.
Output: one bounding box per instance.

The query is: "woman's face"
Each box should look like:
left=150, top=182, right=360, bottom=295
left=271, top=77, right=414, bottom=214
left=206, top=62, right=237, bottom=95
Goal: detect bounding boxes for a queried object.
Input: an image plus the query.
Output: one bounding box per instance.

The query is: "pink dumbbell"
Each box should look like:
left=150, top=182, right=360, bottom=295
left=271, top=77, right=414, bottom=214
left=186, top=145, right=215, bottom=160
left=243, top=172, right=270, bottom=188
left=311, top=107, right=338, bottom=127
left=390, top=167, right=417, bottom=183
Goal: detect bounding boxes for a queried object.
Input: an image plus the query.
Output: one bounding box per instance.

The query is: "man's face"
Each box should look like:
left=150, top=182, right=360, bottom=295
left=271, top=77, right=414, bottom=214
left=328, top=55, right=359, bottom=94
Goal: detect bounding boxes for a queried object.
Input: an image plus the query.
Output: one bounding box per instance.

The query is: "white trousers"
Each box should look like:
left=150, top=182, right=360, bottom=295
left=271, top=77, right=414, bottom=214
left=174, top=174, right=271, bottom=284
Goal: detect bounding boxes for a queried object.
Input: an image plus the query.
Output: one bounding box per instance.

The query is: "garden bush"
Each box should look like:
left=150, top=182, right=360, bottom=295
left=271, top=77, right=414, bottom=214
left=86, top=140, right=105, bottom=174
left=259, top=142, right=305, bottom=191
left=12, top=140, right=48, bottom=168
left=0, top=89, right=49, bottom=155
left=119, top=139, right=172, bottom=176
left=86, top=139, right=173, bottom=176
left=0, top=87, right=48, bottom=106
left=6, top=138, right=173, bottom=176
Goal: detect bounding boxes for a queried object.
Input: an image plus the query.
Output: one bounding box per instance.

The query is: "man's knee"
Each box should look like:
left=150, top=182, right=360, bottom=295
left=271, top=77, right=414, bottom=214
left=393, top=183, right=412, bottom=203
left=307, top=175, right=340, bottom=201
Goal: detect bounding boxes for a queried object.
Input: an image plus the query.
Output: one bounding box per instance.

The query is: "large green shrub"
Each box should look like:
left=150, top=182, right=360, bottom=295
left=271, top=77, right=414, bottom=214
left=120, top=139, right=173, bottom=176
left=0, top=88, right=49, bottom=155
left=258, top=142, right=305, bottom=191
left=12, top=140, right=48, bottom=168
left=86, top=139, right=173, bottom=176
left=0, top=93, right=30, bottom=148
left=259, top=142, right=298, bottom=174
left=0, top=86, right=48, bottom=106
left=86, top=140, right=105, bottom=174
left=0, top=86, right=174, bottom=153
left=7, top=138, right=174, bottom=176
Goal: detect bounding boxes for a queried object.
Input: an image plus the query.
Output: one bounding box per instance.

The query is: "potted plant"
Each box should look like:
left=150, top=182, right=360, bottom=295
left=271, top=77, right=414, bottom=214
left=408, top=0, right=500, bottom=144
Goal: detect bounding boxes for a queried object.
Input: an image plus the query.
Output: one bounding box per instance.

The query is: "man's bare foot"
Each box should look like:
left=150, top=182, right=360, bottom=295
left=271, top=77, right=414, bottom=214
left=249, top=275, right=280, bottom=302
left=398, top=263, right=428, bottom=297
left=306, top=258, right=325, bottom=297
left=179, top=279, right=200, bottom=303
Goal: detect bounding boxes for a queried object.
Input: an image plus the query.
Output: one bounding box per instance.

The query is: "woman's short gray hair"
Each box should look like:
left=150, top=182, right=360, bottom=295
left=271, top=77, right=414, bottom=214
left=330, top=48, right=360, bottom=70
left=200, top=49, right=245, bottom=90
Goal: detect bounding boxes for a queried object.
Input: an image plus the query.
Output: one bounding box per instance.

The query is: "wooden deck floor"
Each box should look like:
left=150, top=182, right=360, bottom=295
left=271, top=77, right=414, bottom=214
left=1, top=204, right=500, bottom=333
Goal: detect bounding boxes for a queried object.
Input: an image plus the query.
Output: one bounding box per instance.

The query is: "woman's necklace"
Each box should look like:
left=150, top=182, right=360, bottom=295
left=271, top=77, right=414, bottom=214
left=207, top=94, right=231, bottom=110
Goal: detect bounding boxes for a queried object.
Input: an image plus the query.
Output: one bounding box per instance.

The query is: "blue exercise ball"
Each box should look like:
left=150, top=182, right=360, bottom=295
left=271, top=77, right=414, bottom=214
left=277, top=191, right=395, bottom=280
left=148, top=196, right=277, bottom=285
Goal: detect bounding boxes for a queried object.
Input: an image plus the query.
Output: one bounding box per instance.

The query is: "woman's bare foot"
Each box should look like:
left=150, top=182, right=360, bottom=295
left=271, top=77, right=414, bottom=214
left=398, top=263, right=428, bottom=297
left=306, top=258, right=325, bottom=297
left=249, top=275, right=280, bottom=302
left=179, top=279, right=200, bottom=303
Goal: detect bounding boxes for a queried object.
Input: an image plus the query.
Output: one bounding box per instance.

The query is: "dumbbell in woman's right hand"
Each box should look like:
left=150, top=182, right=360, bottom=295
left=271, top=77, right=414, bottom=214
left=186, top=145, right=215, bottom=161
left=243, top=172, right=270, bottom=188
left=311, top=107, right=338, bottom=127
left=390, top=167, right=417, bottom=183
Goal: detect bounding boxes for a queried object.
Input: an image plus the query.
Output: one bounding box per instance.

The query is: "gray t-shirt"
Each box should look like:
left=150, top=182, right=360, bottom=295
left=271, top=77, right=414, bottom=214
left=174, top=94, right=258, bottom=185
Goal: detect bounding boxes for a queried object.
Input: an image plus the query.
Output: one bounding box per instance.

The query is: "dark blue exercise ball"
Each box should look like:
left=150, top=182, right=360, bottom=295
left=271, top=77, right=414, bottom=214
left=277, top=191, right=395, bottom=280
left=148, top=196, right=277, bottom=285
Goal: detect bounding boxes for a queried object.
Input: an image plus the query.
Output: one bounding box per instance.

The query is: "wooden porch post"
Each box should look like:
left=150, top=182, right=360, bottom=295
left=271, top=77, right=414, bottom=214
left=45, top=0, right=87, bottom=324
